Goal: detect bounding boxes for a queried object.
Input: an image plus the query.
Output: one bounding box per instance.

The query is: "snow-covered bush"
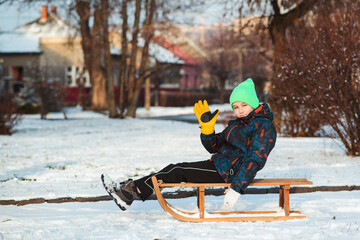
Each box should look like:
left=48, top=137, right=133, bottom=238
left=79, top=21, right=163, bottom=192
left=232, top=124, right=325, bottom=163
left=34, top=81, right=64, bottom=119
left=271, top=1, right=360, bottom=155
left=14, top=83, right=41, bottom=114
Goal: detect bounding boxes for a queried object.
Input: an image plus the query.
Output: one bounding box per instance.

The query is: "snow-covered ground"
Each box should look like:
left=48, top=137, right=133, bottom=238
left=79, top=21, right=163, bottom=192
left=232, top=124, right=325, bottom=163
left=1, top=106, right=360, bottom=239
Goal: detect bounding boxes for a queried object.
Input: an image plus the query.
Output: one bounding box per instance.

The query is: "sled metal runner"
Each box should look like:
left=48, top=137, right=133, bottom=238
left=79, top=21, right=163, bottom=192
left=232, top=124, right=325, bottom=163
left=151, top=176, right=312, bottom=222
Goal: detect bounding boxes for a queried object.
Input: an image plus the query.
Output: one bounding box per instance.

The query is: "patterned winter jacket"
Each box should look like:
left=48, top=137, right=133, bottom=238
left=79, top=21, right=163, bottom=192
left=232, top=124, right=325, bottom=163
left=201, top=103, right=277, bottom=194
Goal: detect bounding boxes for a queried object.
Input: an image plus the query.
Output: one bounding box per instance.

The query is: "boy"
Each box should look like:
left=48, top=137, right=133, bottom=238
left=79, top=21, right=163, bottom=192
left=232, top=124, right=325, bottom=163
left=101, top=78, right=277, bottom=210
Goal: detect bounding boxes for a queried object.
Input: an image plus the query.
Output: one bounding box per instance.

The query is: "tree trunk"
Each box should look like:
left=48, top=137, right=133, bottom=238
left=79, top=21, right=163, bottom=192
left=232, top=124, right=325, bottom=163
left=91, top=2, right=107, bottom=111
left=127, top=0, right=141, bottom=104
left=118, top=0, right=128, bottom=116
left=101, top=0, right=117, bottom=118
left=76, top=0, right=108, bottom=111
left=76, top=0, right=93, bottom=105
left=144, top=75, right=151, bottom=110
left=268, top=0, right=318, bottom=65
left=143, top=0, right=152, bottom=111
left=218, top=77, right=226, bottom=104
left=126, top=0, right=155, bottom=117
left=268, top=0, right=287, bottom=63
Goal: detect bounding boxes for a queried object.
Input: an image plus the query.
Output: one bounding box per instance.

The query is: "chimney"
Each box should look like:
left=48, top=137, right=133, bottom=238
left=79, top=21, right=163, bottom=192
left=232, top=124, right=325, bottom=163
left=51, top=6, right=56, bottom=15
left=41, top=5, right=48, bottom=22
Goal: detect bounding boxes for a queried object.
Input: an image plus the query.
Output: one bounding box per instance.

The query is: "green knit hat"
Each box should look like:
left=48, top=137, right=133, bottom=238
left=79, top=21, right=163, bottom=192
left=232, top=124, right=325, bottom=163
left=229, top=78, right=259, bottom=111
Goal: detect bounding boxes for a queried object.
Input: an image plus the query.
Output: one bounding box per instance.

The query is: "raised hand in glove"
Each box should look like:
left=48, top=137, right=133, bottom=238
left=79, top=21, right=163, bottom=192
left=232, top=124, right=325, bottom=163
left=193, top=100, right=220, bottom=135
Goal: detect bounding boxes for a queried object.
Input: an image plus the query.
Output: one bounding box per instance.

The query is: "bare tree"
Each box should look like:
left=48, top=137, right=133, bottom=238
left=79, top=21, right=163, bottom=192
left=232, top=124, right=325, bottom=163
left=75, top=0, right=117, bottom=117
left=204, top=27, right=240, bottom=104
left=101, top=0, right=117, bottom=118
left=118, top=0, right=128, bottom=116
left=273, top=1, right=360, bottom=155
left=113, top=0, right=213, bottom=117
left=125, top=0, right=156, bottom=117
left=267, top=0, right=317, bottom=62
left=225, top=0, right=319, bottom=72
left=126, top=0, right=141, bottom=108
left=114, top=0, right=157, bottom=118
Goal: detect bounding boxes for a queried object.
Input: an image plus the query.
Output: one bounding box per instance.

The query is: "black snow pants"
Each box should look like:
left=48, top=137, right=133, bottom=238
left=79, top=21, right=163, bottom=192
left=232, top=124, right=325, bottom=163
left=134, top=160, right=225, bottom=201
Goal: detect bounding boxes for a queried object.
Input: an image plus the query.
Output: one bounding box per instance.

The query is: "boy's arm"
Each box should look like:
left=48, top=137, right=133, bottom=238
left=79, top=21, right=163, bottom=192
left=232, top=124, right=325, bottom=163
left=200, top=131, right=226, bottom=153
left=230, top=121, right=277, bottom=193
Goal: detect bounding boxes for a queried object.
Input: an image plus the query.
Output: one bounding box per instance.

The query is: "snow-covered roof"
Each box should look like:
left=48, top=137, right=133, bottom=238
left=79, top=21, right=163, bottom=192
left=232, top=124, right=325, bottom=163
left=152, top=36, right=200, bottom=65
left=0, top=32, right=41, bottom=53
left=17, top=13, right=78, bottom=38
left=149, top=43, right=184, bottom=64
left=2, top=10, right=181, bottom=63
left=136, top=36, right=183, bottom=64
left=0, top=11, right=76, bottom=54
left=109, top=41, right=183, bottom=64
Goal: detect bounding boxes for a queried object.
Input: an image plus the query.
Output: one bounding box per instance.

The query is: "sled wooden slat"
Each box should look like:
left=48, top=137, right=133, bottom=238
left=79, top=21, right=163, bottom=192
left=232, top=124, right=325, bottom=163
left=151, top=176, right=312, bottom=222
left=158, top=178, right=312, bottom=187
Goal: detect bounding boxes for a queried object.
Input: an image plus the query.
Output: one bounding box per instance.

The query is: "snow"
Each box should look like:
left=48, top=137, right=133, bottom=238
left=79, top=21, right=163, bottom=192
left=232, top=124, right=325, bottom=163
left=137, top=36, right=184, bottom=64
left=1, top=192, right=360, bottom=240
left=149, top=42, right=184, bottom=64
left=0, top=32, right=41, bottom=53
left=1, top=106, right=360, bottom=239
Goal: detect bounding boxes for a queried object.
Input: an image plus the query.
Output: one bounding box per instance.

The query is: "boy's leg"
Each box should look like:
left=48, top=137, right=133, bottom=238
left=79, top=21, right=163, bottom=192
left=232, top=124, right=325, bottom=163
left=134, top=160, right=224, bottom=201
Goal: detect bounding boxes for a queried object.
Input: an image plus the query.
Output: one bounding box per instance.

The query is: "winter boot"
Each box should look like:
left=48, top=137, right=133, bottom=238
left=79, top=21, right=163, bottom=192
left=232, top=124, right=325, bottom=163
left=101, top=173, right=141, bottom=211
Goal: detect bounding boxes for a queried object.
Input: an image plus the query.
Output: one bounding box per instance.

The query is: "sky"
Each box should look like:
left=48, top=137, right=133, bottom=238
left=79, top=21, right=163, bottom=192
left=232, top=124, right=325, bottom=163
left=0, top=0, right=266, bottom=33
left=0, top=1, right=47, bottom=32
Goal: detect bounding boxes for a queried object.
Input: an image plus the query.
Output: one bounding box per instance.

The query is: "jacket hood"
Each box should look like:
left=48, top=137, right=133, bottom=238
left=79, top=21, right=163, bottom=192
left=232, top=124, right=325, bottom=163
left=238, top=103, right=274, bottom=123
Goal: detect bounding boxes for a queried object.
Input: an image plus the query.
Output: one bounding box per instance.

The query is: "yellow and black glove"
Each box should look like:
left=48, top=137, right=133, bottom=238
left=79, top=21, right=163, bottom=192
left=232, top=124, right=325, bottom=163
left=193, top=100, right=220, bottom=135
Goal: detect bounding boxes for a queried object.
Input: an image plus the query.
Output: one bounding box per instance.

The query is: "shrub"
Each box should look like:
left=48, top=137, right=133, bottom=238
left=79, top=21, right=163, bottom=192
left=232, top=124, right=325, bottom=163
left=271, top=1, right=360, bottom=155
left=0, top=95, right=22, bottom=135
left=34, top=81, right=64, bottom=119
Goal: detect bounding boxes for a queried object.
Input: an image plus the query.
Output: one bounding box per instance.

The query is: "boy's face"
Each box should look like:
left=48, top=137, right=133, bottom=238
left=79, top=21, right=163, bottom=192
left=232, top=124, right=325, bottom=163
left=232, top=101, right=254, bottom=118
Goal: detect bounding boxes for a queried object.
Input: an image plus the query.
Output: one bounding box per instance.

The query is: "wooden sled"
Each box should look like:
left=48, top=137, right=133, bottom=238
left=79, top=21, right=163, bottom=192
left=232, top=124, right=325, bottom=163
left=151, top=176, right=312, bottom=222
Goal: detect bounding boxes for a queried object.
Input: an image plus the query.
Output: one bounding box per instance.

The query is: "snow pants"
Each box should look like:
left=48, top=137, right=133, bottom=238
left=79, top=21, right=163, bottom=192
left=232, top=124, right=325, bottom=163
left=134, top=160, right=225, bottom=201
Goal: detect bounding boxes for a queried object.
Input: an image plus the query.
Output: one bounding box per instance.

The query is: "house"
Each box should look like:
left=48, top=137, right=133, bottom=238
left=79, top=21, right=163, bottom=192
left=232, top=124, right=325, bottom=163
left=0, top=5, right=94, bottom=104
left=0, top=32, right=41, bottom=94
left=151, top=24, right=210, bottom=91
left=1, top=5, right=226, bottom=108
left=0, top=5, right=192, bottom=107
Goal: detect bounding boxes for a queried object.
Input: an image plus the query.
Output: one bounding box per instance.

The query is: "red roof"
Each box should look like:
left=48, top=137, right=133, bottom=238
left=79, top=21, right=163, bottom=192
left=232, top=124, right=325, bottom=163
left=152, top=36, right=200, bottom=65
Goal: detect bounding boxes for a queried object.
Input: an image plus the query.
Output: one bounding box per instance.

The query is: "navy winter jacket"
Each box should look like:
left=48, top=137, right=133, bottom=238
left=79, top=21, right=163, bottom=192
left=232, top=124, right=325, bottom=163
left=201, top=103, right=277, bottom=194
